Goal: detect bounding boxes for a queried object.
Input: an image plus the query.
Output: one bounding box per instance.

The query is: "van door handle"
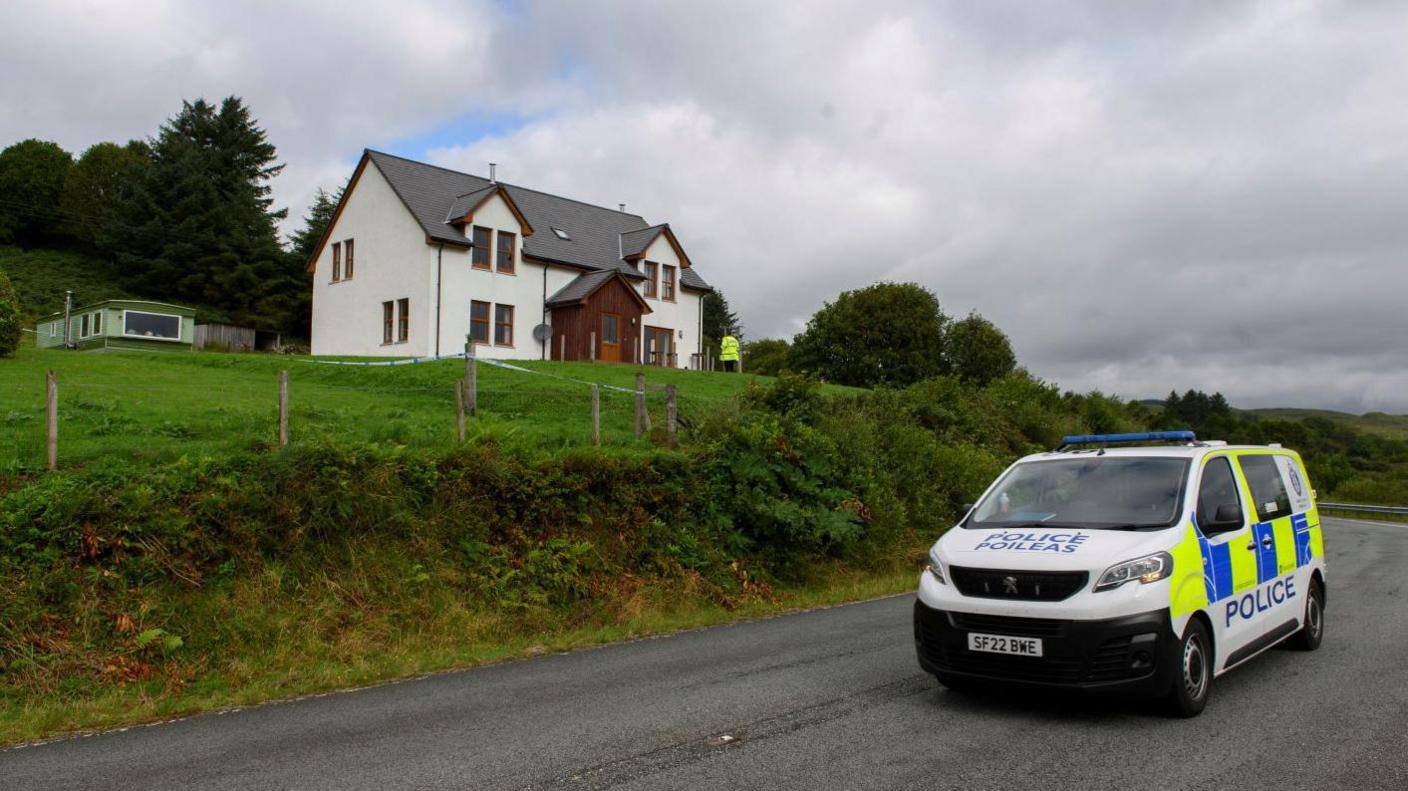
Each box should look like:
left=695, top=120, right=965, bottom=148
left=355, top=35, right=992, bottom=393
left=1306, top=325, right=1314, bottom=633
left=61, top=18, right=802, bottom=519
left=1247, top=541, right=1256, bottom=551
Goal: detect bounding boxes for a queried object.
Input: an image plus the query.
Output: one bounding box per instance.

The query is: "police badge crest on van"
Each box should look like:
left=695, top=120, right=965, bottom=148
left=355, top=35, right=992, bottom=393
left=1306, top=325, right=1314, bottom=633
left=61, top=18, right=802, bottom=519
left=913, top=431, right=1327, bottom=717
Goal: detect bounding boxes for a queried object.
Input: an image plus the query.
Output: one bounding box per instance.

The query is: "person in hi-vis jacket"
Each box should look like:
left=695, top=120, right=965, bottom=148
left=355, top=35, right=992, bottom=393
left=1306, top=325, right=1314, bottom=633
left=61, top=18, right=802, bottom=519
left=720, top=334, right=740, bottom=372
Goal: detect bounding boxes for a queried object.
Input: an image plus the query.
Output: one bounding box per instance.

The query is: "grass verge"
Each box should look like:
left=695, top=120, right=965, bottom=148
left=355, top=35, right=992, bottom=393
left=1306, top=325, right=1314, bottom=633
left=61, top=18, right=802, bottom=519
left=0, top=563, right=919, bottom=746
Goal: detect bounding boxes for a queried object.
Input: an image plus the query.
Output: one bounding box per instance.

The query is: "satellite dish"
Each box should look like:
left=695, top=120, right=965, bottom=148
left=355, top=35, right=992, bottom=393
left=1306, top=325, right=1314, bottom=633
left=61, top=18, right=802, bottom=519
left=532, top=324, right=552, bottom=342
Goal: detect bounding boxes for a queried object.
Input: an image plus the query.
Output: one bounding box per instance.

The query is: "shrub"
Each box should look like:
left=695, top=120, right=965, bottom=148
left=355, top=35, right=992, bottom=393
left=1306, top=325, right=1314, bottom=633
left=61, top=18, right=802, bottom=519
left=0, top=269, right=20, bottom=356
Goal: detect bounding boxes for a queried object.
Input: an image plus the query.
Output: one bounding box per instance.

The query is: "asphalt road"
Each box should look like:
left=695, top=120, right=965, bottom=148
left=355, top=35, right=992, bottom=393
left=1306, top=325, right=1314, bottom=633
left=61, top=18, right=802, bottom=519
left=5, top=516, right=1407, bottom=790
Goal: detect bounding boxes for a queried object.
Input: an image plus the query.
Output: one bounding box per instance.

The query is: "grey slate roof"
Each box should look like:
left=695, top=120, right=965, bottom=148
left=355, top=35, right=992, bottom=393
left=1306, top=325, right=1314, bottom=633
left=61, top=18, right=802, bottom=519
left=620, top=224, right=667, bottom=258
left=545, top=270, right=620, bottom=307
left=365, top=150, right=712, bottom=291
left=444, top=185, right=498, bottom=222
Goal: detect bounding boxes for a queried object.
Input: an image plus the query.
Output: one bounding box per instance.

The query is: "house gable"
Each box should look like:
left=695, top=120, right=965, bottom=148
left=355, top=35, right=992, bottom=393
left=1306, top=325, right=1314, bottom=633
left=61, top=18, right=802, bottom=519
left=446, top=186, right=535, bottom=236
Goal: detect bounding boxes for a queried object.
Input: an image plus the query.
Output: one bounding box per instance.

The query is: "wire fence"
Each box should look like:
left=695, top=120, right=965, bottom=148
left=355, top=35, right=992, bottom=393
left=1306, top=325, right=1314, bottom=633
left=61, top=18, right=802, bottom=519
left=1, top=355, right=724, bottom=473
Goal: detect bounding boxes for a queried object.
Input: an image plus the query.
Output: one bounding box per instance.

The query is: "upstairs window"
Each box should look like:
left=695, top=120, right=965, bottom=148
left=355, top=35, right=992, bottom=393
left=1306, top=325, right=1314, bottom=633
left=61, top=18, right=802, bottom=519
left=495, top=304, right=514, bottom=346
left=332, top=242, right=342, bottom=281
left=472, top=226, right=492, bottom=269
left=397, top=298, right=409, bottom=343
left=382, top=301, right=394, bottom=344
left=496, top=231, right=516, bottom=273
left=470, top=300, right=491, bottom=344
left=344, top=239, right=355, bottom=279
left=662, top=265, right=676, bottom=301
left=643, top=261, right=659, bottom=298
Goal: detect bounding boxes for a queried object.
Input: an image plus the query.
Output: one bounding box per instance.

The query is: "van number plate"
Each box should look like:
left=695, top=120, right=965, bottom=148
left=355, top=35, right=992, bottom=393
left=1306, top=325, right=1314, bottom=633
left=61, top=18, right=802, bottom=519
left=967, top=633, right=1043, bottom=657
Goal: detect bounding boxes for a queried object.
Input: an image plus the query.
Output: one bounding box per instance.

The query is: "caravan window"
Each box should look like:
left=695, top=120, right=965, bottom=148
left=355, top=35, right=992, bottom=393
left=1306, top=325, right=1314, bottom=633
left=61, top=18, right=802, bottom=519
left=123, top=311, right=182, bottom=341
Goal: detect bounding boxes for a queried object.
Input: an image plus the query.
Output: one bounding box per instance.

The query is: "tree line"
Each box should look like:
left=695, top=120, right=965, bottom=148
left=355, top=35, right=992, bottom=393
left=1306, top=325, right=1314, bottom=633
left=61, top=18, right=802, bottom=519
left=0, top=96, right=336, bottom=336
left=728, top=281, right=1017, bottom=387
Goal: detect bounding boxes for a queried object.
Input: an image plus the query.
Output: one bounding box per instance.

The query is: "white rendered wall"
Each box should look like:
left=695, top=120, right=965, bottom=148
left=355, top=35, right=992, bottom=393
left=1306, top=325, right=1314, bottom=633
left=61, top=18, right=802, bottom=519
left=310, top=162, right=435, bottom=357
left=435, top=194, right=581, bottom=360
left=634, top=234, right=704, bottom=368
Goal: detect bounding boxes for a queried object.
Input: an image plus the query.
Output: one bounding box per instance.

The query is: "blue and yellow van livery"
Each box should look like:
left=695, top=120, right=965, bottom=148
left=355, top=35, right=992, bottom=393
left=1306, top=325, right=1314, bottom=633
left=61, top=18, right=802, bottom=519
left=915, top=433, right=1327, bottom=717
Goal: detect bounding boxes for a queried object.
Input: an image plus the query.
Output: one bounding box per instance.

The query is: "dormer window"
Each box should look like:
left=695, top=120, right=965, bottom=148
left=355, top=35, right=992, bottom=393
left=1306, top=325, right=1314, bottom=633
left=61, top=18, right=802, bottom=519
left=643, top=261, right=659, bottom=298
left=551, top=227, right=571, bottom=241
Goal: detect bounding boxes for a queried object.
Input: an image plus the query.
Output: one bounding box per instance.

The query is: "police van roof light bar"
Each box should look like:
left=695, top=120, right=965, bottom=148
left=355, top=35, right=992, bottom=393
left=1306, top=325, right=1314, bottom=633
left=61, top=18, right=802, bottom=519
left=1058, top=430, right=1197, bottom=450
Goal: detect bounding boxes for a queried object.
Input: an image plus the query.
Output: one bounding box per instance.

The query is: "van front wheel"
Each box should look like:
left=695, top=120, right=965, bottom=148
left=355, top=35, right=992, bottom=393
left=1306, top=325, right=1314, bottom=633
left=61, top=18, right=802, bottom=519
left=1165, top=619, right=1211, bottom=718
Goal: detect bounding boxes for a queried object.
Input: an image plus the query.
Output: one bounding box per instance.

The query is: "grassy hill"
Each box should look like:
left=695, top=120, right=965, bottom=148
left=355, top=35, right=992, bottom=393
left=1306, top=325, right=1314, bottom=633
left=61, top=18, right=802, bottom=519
left=0, top=246, right=136, bottom=326
left=0, top=343, right=842, bottom=475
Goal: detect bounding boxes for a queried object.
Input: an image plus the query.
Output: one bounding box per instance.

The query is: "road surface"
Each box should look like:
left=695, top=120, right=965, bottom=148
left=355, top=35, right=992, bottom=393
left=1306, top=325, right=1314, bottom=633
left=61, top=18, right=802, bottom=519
left=5, top=516, right=1407, bottom=790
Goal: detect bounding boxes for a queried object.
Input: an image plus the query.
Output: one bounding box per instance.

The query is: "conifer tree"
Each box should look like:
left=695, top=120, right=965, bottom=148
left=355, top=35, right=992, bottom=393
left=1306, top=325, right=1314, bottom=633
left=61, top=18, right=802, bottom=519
left=118, top=97, right=294, bottom=328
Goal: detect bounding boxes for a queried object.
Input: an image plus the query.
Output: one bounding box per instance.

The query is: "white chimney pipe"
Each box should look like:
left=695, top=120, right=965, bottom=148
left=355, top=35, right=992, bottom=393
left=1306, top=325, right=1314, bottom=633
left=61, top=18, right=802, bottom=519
left=489, top=163, right=497, bottom=183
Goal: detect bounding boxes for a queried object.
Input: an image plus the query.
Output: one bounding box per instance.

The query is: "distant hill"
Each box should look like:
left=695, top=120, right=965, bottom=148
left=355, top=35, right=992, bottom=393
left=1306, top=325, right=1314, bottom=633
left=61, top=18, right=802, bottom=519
left=0, top=246, right=230, bottom=326
left=1139, top=396, right=1408, bottom=441
left=1244, top=407, right=1408, bottom=441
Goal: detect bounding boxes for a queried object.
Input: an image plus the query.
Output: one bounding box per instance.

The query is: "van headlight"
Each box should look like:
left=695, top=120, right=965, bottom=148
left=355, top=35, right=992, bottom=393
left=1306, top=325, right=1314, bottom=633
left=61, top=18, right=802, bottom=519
left=1094, top=552, right=1173, bottom=592
left=926, top=545, right=947, bottom=585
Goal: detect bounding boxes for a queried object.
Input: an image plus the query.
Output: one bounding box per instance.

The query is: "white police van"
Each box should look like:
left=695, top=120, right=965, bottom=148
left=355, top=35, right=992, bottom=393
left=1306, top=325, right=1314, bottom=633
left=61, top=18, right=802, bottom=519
left=914, top=432, right=1326, bottom=716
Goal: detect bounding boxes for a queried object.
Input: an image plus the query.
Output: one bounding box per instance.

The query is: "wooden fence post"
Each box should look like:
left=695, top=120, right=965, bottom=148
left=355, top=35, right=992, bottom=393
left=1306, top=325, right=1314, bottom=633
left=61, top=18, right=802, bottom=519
left=634, top=372, right=646, bottom=438
left=278, top=369, right=289, bottom=447
left=591, top=384, right=601, bottom=446
left=590, top=331, right=596, bottom=363
left=559, top=334, right=566, bottom=362
left=455, top=380, right=466, bottom=443
left=666, top=384, right=678, bottom=449
left=45, top=370, right=57, bottom=470
left=464, top=336, right=478, bottom=416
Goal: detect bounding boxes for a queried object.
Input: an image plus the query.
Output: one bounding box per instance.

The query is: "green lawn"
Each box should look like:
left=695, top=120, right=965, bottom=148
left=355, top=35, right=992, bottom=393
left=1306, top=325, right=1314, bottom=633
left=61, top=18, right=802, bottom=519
left=0, top=342, right=834, bottom=474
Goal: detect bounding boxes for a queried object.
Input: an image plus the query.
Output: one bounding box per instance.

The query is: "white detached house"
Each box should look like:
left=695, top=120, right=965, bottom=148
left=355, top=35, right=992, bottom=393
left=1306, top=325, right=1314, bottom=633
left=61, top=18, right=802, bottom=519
left=308, top=150, right=713, bottom=367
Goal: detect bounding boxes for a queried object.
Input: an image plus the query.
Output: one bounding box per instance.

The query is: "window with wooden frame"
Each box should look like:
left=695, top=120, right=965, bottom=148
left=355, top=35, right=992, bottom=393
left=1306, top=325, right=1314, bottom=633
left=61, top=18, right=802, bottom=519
left=382, top=301, right=394, bottom=344
left=662, top=265, right=676, bottom=301
left=470, top=300, right=491, bottom=344
left=496, top=231, right=516, bottom=273
left=643, top=260, right=659, bottom=298
left=344, top=239, right=355, bottom=279
left=332, top=242, right=342, bottom=281
left=397, top=298, right=409, bottom=342
left=495, top=304, right=514, bottom=346
left=472, top=227, right=492, bottom=269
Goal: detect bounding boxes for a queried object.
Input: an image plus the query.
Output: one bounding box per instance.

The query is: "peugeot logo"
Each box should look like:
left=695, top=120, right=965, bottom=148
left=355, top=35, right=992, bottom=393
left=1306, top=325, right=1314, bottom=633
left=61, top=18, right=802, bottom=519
left=1002, top=575, right=1020, bottom=595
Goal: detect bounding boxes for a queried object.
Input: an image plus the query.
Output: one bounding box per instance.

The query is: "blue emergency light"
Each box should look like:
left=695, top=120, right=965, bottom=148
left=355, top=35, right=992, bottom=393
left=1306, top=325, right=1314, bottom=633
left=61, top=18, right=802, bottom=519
left=1059, top=430, right=1197, bottom=448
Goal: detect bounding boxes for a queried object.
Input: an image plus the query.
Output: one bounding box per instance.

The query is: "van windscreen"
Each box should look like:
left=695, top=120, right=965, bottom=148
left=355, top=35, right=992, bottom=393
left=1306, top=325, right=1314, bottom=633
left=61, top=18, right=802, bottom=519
left=967, top=457, right=1190, bottom=530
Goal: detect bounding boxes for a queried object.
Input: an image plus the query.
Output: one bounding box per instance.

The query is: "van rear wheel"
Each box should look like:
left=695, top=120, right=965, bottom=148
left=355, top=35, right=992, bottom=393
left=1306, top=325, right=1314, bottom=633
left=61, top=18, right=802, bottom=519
left=1165, top=619, right=1211, bottom=718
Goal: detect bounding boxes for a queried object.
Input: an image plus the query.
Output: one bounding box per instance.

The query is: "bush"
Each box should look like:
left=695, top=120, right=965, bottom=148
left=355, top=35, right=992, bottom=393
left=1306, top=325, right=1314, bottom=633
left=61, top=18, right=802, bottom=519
left=0, top=269, right=21, bottom=356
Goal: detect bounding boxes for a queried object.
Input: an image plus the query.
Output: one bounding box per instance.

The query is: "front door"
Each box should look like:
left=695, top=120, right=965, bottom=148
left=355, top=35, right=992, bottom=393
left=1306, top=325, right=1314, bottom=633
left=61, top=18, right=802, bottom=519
left=600, top=313, right=621, bottom=362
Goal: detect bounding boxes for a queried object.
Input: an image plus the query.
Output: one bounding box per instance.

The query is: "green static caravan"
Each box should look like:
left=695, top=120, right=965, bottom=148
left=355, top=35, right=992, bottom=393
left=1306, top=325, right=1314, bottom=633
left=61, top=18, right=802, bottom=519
left=35, top=299, right=198, bottom=352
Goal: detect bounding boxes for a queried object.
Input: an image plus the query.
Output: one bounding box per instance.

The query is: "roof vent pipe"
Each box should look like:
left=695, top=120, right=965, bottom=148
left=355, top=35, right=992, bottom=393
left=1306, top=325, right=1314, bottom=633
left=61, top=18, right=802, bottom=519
left=618, top=203, right=625, bottom=213
left=489, top=163, right=497, bottom=183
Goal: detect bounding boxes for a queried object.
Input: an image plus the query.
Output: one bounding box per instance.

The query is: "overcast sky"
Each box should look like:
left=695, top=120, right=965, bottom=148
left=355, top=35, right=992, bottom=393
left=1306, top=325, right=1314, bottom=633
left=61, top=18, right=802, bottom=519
left=3, top=0, right=1405, bottom=412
